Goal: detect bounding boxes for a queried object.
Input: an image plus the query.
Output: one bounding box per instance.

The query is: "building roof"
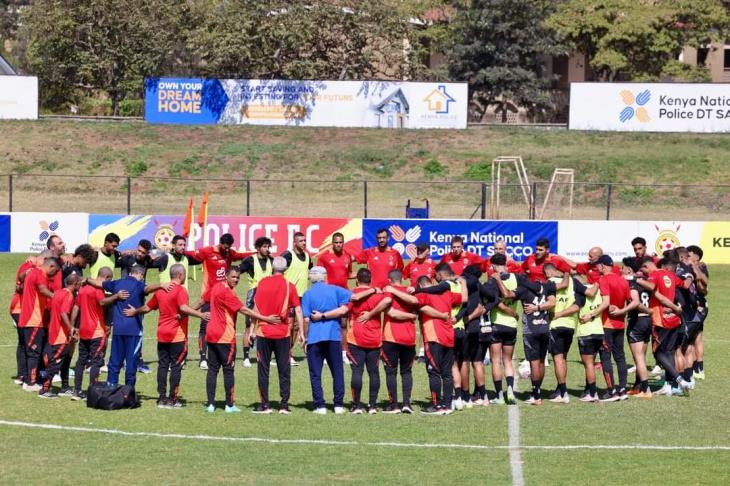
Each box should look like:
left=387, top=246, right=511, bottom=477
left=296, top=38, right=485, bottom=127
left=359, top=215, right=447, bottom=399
left=0, top=54, right=17, bottom=75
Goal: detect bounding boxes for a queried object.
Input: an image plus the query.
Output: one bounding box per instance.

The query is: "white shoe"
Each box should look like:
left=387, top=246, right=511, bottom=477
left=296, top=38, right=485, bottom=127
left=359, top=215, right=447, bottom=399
left=549, top=393, right=570, bottom=404
left=627, top=366, right=637, bottom=374
left=650, top=365, right=662, bottom=375
left=243, top=358, right=252, bottom=368
left=465, top=399, right=474, bottom=409
left=13, top=378, right=23, bottom=385
left=334, top=406, right=346, bottom=415
left=199, top=360, right=208, bottom=370
left=454, top=397, right=464, bottom=411
left=654, top=383, right=672, bottom=396
left=22, top=383, right=41, bottom=392
left=313, top=407, right=327, bottom=415
left=678, top=378, right=692, bottom=396
left=69, top=369, right=75, bottom=378
left=290, top=357, right=298, bottom=367
left=100, top=365, right=108, bottom=373
left=52, top=374, right=61, bottom=383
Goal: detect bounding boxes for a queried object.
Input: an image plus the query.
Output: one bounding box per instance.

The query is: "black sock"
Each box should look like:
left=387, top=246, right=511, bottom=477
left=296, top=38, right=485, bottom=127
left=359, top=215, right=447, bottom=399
left=506, top=376, right=514, bottom=389
left=588, top=382, right=597, bottom=395
left=697, top=360, right=704, bottom=372
left=640, top=380, right=649, bottom=392
left=682, top=368, right=693, bottom=381
left=558, top=382, right=567, bottom=395
left=477, top=385, right=486, bottom=399
left=462, top=389, right=470, bottom=401
left=494, top=380, right=502, bottom=395
left=455, top=387, right=462, bottom=400
left=531, top=380, right=541, bottom=400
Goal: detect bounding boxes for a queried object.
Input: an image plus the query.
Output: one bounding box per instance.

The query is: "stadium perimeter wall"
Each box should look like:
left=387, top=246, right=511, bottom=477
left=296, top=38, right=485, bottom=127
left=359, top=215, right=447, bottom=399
left=0, top=213, right=728, bottom=264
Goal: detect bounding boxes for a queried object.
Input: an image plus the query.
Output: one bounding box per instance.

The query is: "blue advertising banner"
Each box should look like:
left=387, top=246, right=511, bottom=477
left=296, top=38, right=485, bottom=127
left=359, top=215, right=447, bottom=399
left=362, top=219, right=558, bottom=261
left=0, top=214, right=10, bottom=252
left=145, top=77, right=468, bottom=128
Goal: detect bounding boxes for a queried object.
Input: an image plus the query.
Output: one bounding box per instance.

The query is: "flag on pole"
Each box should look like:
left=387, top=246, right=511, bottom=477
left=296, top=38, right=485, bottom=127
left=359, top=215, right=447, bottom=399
left=182, top=197, right=194, bottom=238
left=198, top=192, right=209, bottom=247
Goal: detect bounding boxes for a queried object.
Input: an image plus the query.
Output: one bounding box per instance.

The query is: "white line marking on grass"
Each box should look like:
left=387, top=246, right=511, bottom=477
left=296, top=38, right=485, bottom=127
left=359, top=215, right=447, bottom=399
left=508, top=406, right=525, bottom=486
left=1, top=420, right=730, bottom=452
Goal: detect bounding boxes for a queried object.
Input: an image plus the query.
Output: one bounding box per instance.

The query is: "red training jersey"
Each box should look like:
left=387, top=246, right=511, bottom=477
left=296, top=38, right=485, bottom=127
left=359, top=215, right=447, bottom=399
left=647, top=269, right=683, bottom=329
left=347, top=287, right=387, bottom=348
left=9, top=261, right=35, bottom=315
left=254, top=274, right=300, bottom=339
left=576, top=262, right=620, bottom=285
left=440, top=251, right=483, bottom=276
left=147, top=284, right=189, bottom=343
left=186, top=245, right=250, bottom=302
left=416, top=291, right=462, bottom=348
left=383, top=284, right=417, bottom=346
left=403, top=258, right=437, bottom=285
left=207, top=282, right=243, bottom=344
left=77, top=285, right=107, bottom=340
left=19, top=267, right=50, bottom=328
left=355, top=247, right=404, bottom=289
left=598, top=273, right=631, bottom=329
left=48, top=288, right=74, bottom=345
left=522, top=254, right=571, bottom=282
left=318, top=250, right=353, bottom=289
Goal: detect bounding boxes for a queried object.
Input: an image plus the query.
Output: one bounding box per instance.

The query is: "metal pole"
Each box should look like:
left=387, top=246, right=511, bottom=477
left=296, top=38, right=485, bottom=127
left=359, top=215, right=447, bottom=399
left=363, top=181, right=368, bottom=218
left=8, top=174, right=12, bottom=212
left=481, top=183, right=487, bottom=219
left=126, top=177, right=132, bottom=215
left=606, top=183, right=613, bottom=221
left=246, top=180, right=251, bottom=216
left=531, top=182, right=538, bottom=219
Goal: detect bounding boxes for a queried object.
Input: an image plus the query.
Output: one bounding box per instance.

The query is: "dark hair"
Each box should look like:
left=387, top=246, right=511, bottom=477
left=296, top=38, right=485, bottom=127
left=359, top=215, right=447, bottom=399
left=417, top=275, right=432, bottom=288
left=388, top=269, right=403, bottom=282
left=356, top=268, right=372, bottom=284
left=451, top=235, right=464, bottom=245
left=46, top=234, right=61, bottom=249
left=490, top=253, right=507, bottom=265
left=332, top=232, right=344, bottom=241
left=44, top=256, right=61, bottom=268
left=138, top=239, right=152, bottom=251
left=536, top=238, right=550, bottom=249
left=434, top=262, right=453, bottom=275
left=293, top=232, right=305, bottom=240
left=631, top=237, right=647, bottom=247
left=226, top=266, right=240, bottom=275
left=662, top=249, right=679, bottom=264
left=463, top=264, right=482, bottom=280
left=637, top=256, right=654, bottom=267
left=104, top=233, right=121, bottom=244
left=657, top=257, right=668, bottom=268
left=64, top=273, right=81, bottom=286
left=416, top=242, right=429, bottom=253
left=73, top=244, right=95, bottom=262
left=376, top=228, right=389, bottom=236
left=220, top=233, right=234, bottom=246
left=686, top=245, right=703, bottom=260
left=171, top=235, right=186, bottom=245
left=622, top=257, right=639, bottom=272
left=254, top=236, right=272, bottom=249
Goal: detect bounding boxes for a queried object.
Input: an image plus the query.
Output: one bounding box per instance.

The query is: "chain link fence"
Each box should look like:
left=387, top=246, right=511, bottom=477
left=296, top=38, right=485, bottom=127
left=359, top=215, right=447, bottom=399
left=2, top=174, right=729, bottom=220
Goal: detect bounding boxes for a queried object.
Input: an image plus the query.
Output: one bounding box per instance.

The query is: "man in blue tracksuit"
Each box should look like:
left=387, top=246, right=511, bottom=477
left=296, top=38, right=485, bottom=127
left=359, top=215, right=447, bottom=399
left=97, top=265, right=168, bottom=387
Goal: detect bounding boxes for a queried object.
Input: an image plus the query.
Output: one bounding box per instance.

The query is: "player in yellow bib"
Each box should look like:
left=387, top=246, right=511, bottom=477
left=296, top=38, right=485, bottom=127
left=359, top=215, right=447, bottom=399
left=488, top=254, right=520, bottom=405
left=281, top=232, right=313, bottom=366
left=576, top=277, right=605, bottom=403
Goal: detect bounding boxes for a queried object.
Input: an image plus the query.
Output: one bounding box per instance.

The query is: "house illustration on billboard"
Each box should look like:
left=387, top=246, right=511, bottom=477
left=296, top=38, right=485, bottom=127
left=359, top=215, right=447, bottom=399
left=423, top=85, right=455, bottom=114
left=375, top=88, right=410, bottom=128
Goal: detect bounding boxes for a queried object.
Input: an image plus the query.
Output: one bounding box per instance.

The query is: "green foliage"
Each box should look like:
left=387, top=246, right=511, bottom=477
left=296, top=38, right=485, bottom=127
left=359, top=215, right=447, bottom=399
left=659, top=60, right=711, bottom=82
left=168, top=156, right=202, bottom=178
left=118, top=99, right=144, bottom=117
left=448, top=0, right=561, bottom=121
left=423, top=157, right=447, bottom=177
left=548, top=0, right=730, bottom=81
left=463, top=160, right=492, bottom=181
left=124, top=159, right=148, bottom=177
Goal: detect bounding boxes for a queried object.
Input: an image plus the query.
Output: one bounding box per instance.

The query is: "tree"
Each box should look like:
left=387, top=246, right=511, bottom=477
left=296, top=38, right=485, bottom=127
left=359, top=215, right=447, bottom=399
left=447, top=0, right=561, bottom=122
left=20, top=0, right=189, bottom=114
left=547, top=0, right=730, bottom=82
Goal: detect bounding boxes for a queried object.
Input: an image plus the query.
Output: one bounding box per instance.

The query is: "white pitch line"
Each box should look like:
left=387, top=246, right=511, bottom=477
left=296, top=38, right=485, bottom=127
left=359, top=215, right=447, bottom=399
left=3, top=419, right=727, bottom=452
left=508, top=406, right=525, bottom=486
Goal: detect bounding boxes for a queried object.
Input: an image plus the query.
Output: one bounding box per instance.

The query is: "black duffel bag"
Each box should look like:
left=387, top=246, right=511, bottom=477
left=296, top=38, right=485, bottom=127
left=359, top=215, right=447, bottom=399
left=87, top=383, right=140, bottom=410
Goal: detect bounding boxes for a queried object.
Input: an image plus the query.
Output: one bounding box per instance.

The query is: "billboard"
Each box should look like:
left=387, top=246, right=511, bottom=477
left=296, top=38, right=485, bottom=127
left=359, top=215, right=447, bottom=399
left=87, top=215, right=362, bottom=256
left=144, top=78, right=468, bottom=129
left=0, top=214, right=10, bottom=252
left=570, top=82, right=730, bottom=133
left=362, top=219, right=558, bottom=261
left=9, top=212, right=88, bottom=253
left=0, top=76, right=38, bottom=120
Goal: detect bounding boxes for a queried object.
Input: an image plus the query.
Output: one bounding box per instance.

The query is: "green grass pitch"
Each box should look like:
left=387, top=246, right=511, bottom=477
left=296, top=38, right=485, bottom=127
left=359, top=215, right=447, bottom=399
left=0, top=254, right=728, bottom=485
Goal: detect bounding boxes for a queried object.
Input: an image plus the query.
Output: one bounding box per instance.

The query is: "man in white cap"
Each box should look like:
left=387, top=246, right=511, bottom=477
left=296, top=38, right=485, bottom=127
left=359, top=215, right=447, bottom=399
left=301, top=266, right=352, bottom=414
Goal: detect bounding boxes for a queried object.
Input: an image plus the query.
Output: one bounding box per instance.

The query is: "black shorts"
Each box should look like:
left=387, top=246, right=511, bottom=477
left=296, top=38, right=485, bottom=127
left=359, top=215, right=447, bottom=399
left=523, top=332, right=549, bottom=362
left=454, top=329, right=467, bottom=364
left=652, top=326, right=681, bottom=354
left=578, top=334, right=603, bottom=356
left=696, top=307, right=708, bottom=332
left=627, top=316, right=652, bottom=344
left=492, top=324, right=517, bottom=346
left=682, top=319, right=703, bottom=347
left=464, top=333, right=487, bottom=363
left=549, top=328, right=574, bottom=356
